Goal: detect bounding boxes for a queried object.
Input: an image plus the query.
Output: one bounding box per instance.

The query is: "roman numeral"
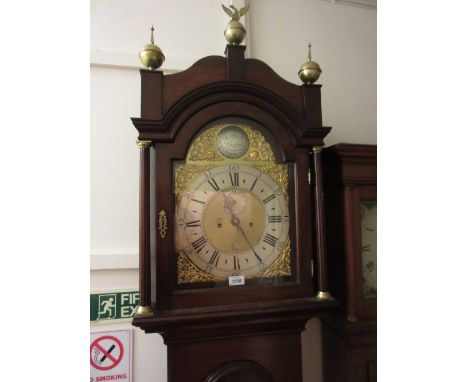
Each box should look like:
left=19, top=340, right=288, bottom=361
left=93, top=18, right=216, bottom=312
left=207, top=177, right=220, bottom=191
left=366, top=261, right=375, bottom=271
left=192, top=236, right=207, bottom=253
left=268, top=215, right=282, bottom=223
left=191, top=199, right=206, bottom=205
left=262, top=194, right=276, bottom=204
left=208, top=250, right=220, bottom=267
left=185, top=220, right=201, bottom=227
left=250, top=178, right=258, bottom=192
left=263, top=233, right=278, bottom=247
left=229, top=172, right=239, bottom=187
left=234, top=256, right=240, bottom=270
left=252, top=249, right=263, bottom=264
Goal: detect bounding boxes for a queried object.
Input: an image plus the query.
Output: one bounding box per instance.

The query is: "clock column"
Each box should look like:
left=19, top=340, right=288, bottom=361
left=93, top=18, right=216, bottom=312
left=311, top=146, right=333, bottom=300
left=135, top=139, right=154, bottom=317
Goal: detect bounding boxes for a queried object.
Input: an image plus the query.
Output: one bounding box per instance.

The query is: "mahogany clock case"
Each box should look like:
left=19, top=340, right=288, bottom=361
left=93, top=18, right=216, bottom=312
left=131, top=45, right=333, bottom=313
left=131, top=45, right=337, bottom=382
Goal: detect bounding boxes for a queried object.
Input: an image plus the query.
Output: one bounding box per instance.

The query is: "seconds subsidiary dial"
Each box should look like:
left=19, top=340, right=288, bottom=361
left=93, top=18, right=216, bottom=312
left=176, top=164, right=289, bottom=279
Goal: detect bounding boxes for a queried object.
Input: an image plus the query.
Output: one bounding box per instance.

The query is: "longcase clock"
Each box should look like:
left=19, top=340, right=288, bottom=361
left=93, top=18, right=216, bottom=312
left=321, top=144, right=377, bottom=382
left=131, top=44, right=336, bottom=382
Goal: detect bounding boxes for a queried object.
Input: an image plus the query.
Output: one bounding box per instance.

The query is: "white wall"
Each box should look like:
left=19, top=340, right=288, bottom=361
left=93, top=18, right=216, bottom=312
left=249, top=0, right=376, bottom=146
left=91, top=1, right=376, bottom=381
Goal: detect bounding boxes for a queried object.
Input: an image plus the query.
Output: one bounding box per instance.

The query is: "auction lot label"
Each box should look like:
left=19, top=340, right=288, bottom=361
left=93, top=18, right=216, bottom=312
left=90, top=330, right=132, bottom=382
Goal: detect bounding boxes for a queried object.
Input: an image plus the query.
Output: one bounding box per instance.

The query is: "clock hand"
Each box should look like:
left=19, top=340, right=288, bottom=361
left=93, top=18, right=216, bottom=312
left=229, top=213, right=263, bottom=264
left=223, top=192, right=263, bottom=264
left=223, top=193, right=246, bottom=235
left=223, top=192, right=236, bottom=206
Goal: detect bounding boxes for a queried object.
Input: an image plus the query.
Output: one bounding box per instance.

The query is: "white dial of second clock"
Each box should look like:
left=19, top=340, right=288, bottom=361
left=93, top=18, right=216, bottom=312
left=361, top=202, right=377, bottom=297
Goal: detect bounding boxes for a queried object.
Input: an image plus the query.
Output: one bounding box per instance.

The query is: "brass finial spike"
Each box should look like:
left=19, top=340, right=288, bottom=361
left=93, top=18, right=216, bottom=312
left=139, top=25, right=165, bottom=70
left=298, top=42, right=322, bottom=85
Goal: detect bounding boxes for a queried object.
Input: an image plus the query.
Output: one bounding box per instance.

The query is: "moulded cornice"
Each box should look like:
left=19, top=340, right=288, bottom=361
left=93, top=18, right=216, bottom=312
left=132, top=82, right=331, bottom=147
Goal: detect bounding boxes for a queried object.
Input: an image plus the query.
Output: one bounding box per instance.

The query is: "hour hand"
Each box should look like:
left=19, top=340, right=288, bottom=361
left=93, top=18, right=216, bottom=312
left=230, top=215, right=240, bottom=228
left=222, top=192, right=236, bottom=211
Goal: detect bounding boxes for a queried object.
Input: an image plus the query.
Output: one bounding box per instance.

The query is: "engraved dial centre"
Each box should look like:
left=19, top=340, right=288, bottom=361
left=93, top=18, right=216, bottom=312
left=203, top=190, right=266, bottom=254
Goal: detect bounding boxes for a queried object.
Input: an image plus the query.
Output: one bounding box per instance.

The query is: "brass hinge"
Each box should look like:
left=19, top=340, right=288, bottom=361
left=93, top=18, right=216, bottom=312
left=308, top=168, right=311, bottom=185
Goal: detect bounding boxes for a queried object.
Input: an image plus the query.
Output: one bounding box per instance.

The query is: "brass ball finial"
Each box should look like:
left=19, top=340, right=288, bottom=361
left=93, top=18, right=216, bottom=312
left=298, top=43, right=322, bottom=85
left=139, top=25, right=165, bottom=70
left=222, top=3, right=249, bottom=45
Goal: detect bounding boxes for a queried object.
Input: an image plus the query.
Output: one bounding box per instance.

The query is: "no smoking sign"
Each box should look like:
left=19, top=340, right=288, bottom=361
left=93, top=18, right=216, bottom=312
left=90, top=330, right=132, bottom=382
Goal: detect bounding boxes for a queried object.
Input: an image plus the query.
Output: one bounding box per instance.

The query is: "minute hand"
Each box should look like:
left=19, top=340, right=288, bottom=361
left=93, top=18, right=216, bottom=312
left=229, top=215, right=262, bottom=263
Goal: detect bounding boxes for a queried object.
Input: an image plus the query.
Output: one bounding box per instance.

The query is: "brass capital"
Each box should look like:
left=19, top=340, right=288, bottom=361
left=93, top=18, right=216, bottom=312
left=312, top=146, right=323, bottom=154
left=135, top=305, right=154, bottom=317
left=136, top=140, right=152, bottom=149
left=316, top=291, right=334, bottom=301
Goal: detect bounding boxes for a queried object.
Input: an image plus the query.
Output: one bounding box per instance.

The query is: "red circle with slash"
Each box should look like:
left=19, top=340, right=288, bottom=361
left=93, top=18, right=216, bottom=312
left=90, top=335, right=124, bottom=371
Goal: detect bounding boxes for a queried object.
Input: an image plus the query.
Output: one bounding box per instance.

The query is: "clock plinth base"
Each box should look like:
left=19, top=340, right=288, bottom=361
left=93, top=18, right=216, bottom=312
left=168, top=330, right=302, bottom=382
left=322, top=316, right=377, bottom=382
left=132, top=298, right=336, bottom=382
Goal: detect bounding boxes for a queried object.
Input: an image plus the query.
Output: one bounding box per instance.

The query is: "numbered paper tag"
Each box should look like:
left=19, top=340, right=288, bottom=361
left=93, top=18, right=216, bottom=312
left=229, top=275, right=245, bottom=286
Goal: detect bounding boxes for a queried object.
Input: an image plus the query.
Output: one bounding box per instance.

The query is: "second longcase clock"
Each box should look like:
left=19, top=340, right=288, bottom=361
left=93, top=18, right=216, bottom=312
left=321, top=143, right=377, bottom=382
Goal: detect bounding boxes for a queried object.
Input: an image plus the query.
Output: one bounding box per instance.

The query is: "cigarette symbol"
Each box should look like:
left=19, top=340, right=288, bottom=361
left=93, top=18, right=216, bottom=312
left=93, top=344, right=116, bottom=365
left=99, top=344, right=116, bottom=363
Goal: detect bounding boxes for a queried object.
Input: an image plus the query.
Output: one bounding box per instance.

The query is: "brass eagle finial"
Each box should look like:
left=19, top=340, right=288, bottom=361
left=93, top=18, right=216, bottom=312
left=222, top=3, right=250, bottom=45
left=222, top=4, right=249, bottom=22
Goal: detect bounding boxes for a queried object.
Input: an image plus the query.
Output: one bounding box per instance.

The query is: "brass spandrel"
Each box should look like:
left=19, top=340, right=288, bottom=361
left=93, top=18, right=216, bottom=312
left=254, top=238, right=292, bottom=278
left=177, top=253, right=218, bottom=284
left=188, top=125, right=224, bottom=162
left=174, top=163, right=215, bottom=204
left=244, top=129, right=275, bottom=162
